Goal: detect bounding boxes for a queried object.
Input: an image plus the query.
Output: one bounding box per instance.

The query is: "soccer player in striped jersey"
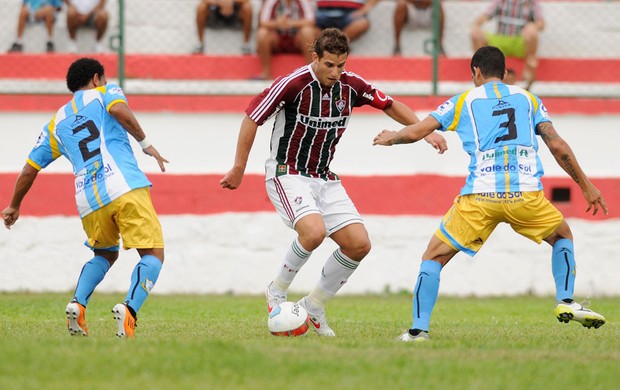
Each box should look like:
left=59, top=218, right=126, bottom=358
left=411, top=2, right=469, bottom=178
left=220, top=28, right=447, bottom=336
left=2, top=58, right=168, bottom=338
left=373, top=46, right=607, bottom=342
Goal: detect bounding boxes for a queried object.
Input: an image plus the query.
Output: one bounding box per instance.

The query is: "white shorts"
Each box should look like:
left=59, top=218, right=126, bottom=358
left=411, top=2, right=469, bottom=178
left=265, top=175, right=363, bottom=235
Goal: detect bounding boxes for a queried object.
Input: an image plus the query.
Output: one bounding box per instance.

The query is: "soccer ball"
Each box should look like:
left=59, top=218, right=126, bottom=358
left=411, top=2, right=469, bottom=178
left=268, top=301, right=310, bottom=337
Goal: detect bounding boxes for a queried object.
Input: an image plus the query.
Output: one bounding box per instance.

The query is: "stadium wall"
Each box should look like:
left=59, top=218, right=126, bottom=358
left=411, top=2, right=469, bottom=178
left=0, top=113, right=618, bottom=297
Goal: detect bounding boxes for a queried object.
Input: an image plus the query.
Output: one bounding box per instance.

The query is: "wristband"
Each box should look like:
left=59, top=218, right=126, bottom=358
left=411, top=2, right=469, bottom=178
left=138, top=137, right=151, bottom=149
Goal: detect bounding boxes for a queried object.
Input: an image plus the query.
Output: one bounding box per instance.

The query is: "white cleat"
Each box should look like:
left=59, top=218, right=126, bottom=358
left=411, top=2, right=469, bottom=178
left=298, top=297, right=336, bottom=337
left=265, top=282, right=287, bottom=314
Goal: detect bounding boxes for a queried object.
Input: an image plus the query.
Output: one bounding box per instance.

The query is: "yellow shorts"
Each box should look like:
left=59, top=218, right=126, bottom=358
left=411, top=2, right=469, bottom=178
left=81, top=187, right=164, bottom=251
left=485, top=33, right=526, bottom=58
left=435, top=191, right=563, bottom=256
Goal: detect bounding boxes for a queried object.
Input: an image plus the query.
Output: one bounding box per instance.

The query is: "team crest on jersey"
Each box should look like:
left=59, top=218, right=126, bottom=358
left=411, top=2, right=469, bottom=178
left=294, top=196, right=303, bottom=204
left=335, top=99, right=346, bottom=112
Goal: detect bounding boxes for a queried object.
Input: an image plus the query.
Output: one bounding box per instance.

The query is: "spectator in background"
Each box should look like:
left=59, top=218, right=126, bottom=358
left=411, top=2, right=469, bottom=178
left=66, top=0, right=109, bottom=53
left=393, top=0, right=445, bottom=56
left=315, top=0, right=379, bottom=42
left=504, top=67, right=516, bottom=84
left=193, top=0, right=253, bottom=55
left=255, top=0, right=318, bottom=80
left=7, top=0, right=63, bottom=53
left=471, top=0, right=544, bottom=90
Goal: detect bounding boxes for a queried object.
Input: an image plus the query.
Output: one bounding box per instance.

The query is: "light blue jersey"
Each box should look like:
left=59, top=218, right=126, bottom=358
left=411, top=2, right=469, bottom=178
left=430, top=81, right=551, bottom=195
left=27, top=84, right=151, bottom=217
left=25, top=0, right=62, bottom=11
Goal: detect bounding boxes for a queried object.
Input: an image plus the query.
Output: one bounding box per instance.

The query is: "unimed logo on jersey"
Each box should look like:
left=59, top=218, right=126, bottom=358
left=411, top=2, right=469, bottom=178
left=298, top=114, right=349, bottom=130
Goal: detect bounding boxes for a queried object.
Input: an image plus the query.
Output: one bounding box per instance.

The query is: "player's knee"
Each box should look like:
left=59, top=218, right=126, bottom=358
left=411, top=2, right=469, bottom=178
left=343, top=238, right=371, bottom=261
left=299, top=228, right=327, bottom=250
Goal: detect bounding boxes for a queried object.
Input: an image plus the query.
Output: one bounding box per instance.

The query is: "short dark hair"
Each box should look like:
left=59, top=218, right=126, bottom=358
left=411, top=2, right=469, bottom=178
left=66, top=58, right=105, bottom=93
left=313, top=28, right=350, bottom=59
left=470, top=46, right=505, bottom=80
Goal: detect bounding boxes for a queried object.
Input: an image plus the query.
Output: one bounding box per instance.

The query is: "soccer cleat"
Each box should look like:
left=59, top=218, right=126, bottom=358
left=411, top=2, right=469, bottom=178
left=298, top=297, right=336, bottom=337
left=46, top=41, right=54, bottom=53
left=112, top=303, right=137, bottom=338
left=554, top=300, right=606, bottom=329
left=66, top=301, right=89, bottom=336
left=397, top=329, right=429, bottom=342
left=265, top=282, right=286, bottom=314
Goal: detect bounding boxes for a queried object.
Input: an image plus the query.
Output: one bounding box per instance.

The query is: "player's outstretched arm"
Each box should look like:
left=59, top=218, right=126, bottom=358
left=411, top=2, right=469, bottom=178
left=220, top=115, right=260, bottom=190
left=2, top=164, right=39, bottom=229
left=109, top=102, right=169, bottom=172
left=538, top=122, right=608, bottom=216
left=373, top=116, right=440, bottom=146
left=383, top=101, right=447, bottom=153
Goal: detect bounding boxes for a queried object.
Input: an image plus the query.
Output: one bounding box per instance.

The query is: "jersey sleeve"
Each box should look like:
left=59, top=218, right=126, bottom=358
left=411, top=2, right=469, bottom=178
left=533, top=96, right=552, bottom=134
left=429, top=96, right=459, bottom=131
left=347, top=71, right=394, bottom=110
left=246, top=75, right=297, bottom=125
left=100, top=83, right=129, bottom=112
left=26, top=120, right=61, bottom=171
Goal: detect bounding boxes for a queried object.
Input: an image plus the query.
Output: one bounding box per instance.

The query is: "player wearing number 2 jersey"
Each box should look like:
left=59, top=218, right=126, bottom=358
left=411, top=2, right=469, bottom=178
left=221, top=28, right=447, bottom=336
left=2, top=58, right=168, bottom=338
left=373, top=46, right=608, bottom=342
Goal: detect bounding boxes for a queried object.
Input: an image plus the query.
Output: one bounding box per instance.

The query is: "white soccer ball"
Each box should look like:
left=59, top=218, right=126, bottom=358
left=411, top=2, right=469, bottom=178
left=268, top=301, right=310, bottom=337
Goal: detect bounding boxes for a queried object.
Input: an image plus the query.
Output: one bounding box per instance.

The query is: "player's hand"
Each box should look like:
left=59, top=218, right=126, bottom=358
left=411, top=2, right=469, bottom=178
left=423, top=132, right=448, bottom=154
left=142, top=145, right=169, bottom=172
left=583, top=185, right=608, bottom=216
left=373, top=129, right=397, bottom=146
left=220, top=167, right=244, bottom=190
left=2, top=207, right=19, bottom=230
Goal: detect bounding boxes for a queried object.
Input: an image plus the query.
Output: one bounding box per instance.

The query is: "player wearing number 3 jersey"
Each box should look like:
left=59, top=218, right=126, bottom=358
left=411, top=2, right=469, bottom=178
left=2, top=58, right=169, bottom=338
left=373, top=46, right=608, bottom=342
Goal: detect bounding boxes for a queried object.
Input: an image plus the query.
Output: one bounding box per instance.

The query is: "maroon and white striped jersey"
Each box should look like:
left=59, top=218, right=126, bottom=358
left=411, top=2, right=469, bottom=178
left=246, top=64, right=393, bottom=180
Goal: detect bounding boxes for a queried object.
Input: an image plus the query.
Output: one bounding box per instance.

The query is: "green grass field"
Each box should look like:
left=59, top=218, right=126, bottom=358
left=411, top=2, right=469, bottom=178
left=0, top=293, right=618, bottom=389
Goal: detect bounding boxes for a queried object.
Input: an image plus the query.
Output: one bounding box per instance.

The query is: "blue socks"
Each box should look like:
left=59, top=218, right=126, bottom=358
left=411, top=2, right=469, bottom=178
left=552, top=238, right=575, bottom=302
left=73, top=256, right=110, bottom=306
left=125, top=255, right=163, bottom=314
left=411, top=260, right=442, bottom=332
